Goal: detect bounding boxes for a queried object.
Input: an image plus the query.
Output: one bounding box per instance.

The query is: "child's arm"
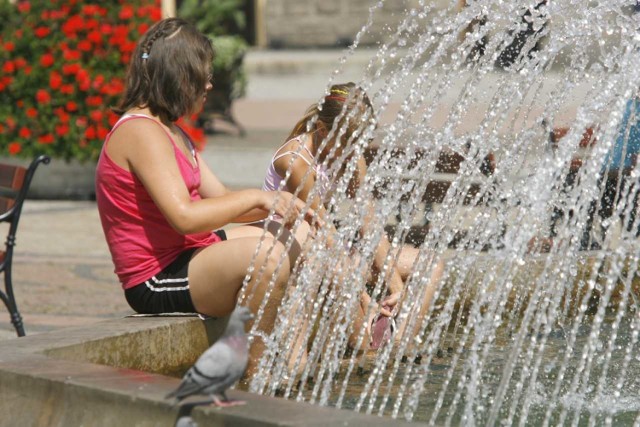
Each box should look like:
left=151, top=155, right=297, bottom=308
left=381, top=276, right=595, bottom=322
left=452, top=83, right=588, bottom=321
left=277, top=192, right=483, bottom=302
left=353, top=157, right=404, bottom=314
left=274, top=151, right=321, bottom=210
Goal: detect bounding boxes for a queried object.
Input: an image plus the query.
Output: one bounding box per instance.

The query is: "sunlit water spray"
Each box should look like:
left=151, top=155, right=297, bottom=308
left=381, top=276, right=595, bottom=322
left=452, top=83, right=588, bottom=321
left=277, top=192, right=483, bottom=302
left=240, top=1, right=640, bottom=424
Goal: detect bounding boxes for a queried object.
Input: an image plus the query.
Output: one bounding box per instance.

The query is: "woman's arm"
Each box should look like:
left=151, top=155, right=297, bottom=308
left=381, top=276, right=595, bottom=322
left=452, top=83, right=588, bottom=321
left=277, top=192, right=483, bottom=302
left=274, top=151, right=321, bottom=210
left=197, top=154, right=271, bottom=223
left=114, top=120, right=307, bottom=234
left=353, top=157, right=404, bottom=312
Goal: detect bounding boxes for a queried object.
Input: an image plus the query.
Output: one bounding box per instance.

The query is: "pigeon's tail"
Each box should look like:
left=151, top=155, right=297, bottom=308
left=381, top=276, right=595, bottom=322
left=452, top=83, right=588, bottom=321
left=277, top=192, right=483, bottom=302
left=165, top=389, right=184, bottom=404
left=165, top=383, right=190, bottom=402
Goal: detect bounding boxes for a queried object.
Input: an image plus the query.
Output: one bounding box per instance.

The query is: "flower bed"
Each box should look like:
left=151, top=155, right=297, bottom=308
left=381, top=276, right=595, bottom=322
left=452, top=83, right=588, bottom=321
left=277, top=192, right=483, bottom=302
left=0, top=0, right=205, bottom=163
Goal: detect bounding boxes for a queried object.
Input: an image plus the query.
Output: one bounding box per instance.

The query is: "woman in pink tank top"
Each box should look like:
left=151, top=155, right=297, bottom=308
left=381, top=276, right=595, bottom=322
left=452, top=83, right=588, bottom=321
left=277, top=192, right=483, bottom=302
left=95, top=18, right=315, bottom=378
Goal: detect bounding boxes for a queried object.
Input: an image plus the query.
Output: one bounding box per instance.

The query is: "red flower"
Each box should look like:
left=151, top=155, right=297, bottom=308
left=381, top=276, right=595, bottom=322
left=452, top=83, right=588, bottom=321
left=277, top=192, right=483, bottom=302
left=107, top=111, right=119, bottom=127
left=86, top=96, right=103, bottom=107
left=16, top=100, right=24, bottom=108
left=8, top=142, right=22, bottom=155
left=6, top=117, right=16, bottom=129
left=62, top=63, right=81, bottom=76
left=150, top=8, right=161, bottom=21
left=55, top=107, right=70, bottom=123
left=17, top=2, right=31, bottom=13
left=62, top=15, right=84, bottom=36
left=97, top=126, right=108, bottom=139
left=111, top=25, right=129, bottom=44
left=60, top=84, right=74, bottom=95
left=76, top=76, right=89, bottom=91
left=0, top=82, right=5, bottom=92
left=36, top=89, right=51, bottom=104
left=138, top=23, right=149, bottom=35
left=0, top=124, right=4, bottom=133
left=122, top=40, right=136, bottom=54
left=26, top=107, right=37, bottom=118
left=76, top=116, right=88, bottom=128
left=66, top=101, right=78, bottom=112
left=49, top=71, right=62, bottom=90
left=63, top=49, right=81, bottom=61
left=14, top=58, right=27, bottom=69
left=120, top=52, right=131, bottom=65
left=78, top=40, right=92, bottom=52
left=50, top=9, right=67, bottom=20
left=85, top=18, right=99, bottom=30
left=2, top=61, right=15, bottom=74
left=85, top=126, right=96, bottom=140
left=89, top=110, right=103, bottom=122
left=40, top=53, right=55, bottom=68
left=82, top=4, right=100, bottom=15
left=55, top=124, right=69, bottom=136
left=87, top=31, right=102, bottom=44
left=119, top=5, right=134, bottom=20
left=34, top=27, right=51, bottom=38
left=92, top=74, right=105, bottom=90
left=3, top=41, right=14, bottom=52
left=99, top=23, right=112, bottom=35
left=37, top=134, right=55, bottom=145
left=23, top=66, right=32, bottom=75
left=18, top=127, right=31, bottom=139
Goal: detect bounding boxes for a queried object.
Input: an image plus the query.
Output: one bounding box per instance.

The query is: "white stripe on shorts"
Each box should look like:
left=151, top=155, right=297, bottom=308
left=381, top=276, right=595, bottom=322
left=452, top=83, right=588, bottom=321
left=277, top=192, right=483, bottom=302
left=145, top=276, right=189, bottom=292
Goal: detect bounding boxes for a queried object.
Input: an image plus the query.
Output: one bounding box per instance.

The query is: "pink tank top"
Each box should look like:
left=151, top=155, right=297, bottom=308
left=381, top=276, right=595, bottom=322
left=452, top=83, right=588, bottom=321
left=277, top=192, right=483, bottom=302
left=96, top=114, right=221, bottom=289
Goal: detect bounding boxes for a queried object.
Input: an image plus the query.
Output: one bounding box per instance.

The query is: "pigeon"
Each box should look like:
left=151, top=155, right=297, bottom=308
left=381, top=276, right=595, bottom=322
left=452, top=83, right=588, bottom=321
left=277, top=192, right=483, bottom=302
left=166, top=306, right=253, bottom=407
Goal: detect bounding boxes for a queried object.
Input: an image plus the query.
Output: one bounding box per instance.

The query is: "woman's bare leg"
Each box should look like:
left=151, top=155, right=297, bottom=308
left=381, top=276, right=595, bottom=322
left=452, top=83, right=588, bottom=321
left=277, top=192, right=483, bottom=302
left=188, top=227, right=294, bottom=376
left=228, top=221, right=312, bottom=375
left=391, top=245, right=445, bottom=349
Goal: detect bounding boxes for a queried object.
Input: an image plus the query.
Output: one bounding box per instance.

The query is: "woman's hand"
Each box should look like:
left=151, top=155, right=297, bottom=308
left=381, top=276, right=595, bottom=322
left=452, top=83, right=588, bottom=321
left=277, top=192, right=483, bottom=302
left=261, top=190, right=321, bottom=230
left=381, top=291, right=402, bottom=317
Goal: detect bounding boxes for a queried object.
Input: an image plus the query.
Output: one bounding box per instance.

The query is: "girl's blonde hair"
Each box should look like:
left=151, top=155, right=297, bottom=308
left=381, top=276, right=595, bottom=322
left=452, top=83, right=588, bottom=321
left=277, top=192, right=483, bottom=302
left=288, top=82, right=374, bottom=148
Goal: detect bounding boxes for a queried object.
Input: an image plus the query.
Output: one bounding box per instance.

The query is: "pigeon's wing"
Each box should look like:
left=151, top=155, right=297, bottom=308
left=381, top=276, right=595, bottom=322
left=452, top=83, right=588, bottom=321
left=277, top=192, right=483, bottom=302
left=165, top=341, right=237, bottom=401
left=196, top=341, right=247, bottom=392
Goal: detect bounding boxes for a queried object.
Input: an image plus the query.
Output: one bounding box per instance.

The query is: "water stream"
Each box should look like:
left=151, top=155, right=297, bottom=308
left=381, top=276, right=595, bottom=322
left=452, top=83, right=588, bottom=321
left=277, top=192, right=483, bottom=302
left=242, top=1, right=640, bottom=424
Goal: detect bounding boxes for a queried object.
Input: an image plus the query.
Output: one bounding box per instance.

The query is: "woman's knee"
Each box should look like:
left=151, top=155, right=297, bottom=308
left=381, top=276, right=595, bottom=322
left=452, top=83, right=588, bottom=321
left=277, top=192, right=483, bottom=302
left=256, top=239, right=289, bottom=274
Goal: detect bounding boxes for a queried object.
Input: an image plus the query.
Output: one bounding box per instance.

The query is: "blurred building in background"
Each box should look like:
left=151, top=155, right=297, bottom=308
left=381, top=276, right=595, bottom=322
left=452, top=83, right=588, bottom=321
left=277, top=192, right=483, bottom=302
left=168, top=0, right=449, bottom=48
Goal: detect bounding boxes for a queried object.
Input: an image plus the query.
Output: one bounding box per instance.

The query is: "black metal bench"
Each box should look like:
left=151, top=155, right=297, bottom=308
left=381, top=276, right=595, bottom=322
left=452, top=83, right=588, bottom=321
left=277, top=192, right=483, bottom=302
left=0, top=155, right=50, bottom=336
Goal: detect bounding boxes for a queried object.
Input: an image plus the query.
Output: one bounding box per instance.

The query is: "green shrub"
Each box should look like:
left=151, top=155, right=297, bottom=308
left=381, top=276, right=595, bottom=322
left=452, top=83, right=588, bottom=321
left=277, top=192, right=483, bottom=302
left=0, top=1, right=207, bottom=162
left=179, top=0, right=248, bottom=105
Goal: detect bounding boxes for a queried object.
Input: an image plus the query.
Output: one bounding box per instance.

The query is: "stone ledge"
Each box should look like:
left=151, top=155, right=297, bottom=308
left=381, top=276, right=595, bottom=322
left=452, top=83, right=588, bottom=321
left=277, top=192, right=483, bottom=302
left=0, top=315, right=421, bottom=427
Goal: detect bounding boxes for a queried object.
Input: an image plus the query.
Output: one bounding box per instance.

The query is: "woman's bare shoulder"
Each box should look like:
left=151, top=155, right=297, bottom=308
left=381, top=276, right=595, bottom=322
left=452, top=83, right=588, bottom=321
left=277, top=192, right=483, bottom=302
left=106, top=116, right=172, bottom=167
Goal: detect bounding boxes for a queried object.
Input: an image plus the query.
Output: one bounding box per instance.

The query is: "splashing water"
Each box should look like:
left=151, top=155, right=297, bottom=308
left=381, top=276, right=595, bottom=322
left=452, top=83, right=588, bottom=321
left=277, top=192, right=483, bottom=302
left=241, top=1, right=640, bottom=424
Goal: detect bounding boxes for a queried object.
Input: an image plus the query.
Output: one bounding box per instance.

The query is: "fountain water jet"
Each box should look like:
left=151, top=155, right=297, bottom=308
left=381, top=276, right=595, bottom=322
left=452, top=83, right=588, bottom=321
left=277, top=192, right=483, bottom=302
left=242, top=1, right=640, bottom=424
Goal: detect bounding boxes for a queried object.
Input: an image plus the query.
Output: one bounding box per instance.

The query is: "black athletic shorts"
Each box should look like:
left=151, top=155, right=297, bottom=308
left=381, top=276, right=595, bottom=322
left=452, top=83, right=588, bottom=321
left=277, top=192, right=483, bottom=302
left=124, top=230, right=227, bottom=314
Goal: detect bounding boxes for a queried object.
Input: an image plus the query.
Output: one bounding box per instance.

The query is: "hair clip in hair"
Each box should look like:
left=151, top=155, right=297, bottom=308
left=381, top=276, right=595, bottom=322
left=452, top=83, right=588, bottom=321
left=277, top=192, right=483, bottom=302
left=141, top=52, right=150, bottom=60
left=331, top=89, right=349, bottom=96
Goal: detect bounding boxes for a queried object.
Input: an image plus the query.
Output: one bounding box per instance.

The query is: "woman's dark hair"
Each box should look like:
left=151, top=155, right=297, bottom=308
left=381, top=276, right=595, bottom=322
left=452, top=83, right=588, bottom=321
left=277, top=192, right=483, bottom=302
left=288, top=82, right=375, bottom=147
left=114, top=18, right=214, bottom=124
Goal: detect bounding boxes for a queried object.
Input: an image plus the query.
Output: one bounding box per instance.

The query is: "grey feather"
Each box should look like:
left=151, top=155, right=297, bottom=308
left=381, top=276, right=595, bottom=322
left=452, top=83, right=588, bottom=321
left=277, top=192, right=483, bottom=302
left=166, top=306, right=253, bottom=402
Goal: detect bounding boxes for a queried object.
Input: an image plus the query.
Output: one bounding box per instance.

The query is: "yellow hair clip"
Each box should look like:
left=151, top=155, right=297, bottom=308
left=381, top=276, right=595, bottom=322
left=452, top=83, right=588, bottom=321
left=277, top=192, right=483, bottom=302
left=331, top=89, right=349, bottom=96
